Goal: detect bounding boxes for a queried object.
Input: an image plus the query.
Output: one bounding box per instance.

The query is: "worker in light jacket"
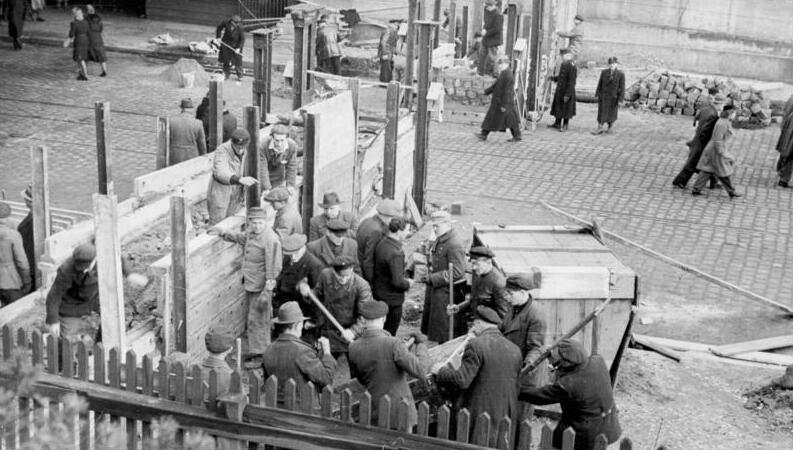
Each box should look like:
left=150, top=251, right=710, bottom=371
left=207, top=128, right=258, bottom=225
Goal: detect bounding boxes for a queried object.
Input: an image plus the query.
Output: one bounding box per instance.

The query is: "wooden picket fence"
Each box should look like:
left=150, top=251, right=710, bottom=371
left=0, top=326, right=638, bottom=449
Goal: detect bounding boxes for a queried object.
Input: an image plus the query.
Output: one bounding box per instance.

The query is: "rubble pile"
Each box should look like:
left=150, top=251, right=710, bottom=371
left=625, top=71, right=774, bottom=128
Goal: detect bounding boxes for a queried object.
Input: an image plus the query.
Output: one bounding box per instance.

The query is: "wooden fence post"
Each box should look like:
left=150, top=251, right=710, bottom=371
left=209, top=79, right=224, bottom=150
left=461, top=5, right=469, bottom=58
left=404, top=0, right=418, bottom=107
left=170, top=195, right=188, bottom=353
left=95, top=101, right=113, bottom=195
left=252, top=28, right=275, bottom=121
left=505, top=3, right=518, bottom=58
left=30, top=146, right=50, bottom=289
left=346, top=78, right=362, bottom=211
left=527, top=0, right=543, bottom=112
left=244, top=105, right=261, bottom=209
left=382, top=81, right=400, bottom=199
left=448, top=2, right=457, bottom=47
left=156, top=116, right=170, bottom=169
left=412, top=20, right=438, bottom=214
left=301, top=112, right=319, bottom=233
left=93, top=194, right=126, bottom=353
left=432, top=0, right=441, bottom=48
left=291, top=11, right=310, bottom=110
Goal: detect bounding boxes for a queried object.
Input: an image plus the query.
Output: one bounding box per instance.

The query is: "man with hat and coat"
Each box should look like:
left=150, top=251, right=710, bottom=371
left=168, top=98, right=207, bottom=165
left=17, top=186, right=36, bottom=293
left=207, top=128, right=258, bottom=225
left=593, top=57, right=625, bottom=135
left=0, top=201, right=31, bottom=306
left=348, top=300, right=428, bottom=429
left=475, top=57, right=522, bottom=143
left=315, top=14, right=343, bottom=75
left=357, top=198, right=402, bottom=282
left=421, top=210, right=467, bottom=343
left=549, top=48, right=578, bottom=132
left=448, top=245, right=509, bottom=325
left=262, top=187, right=303, bottom=236
left=257, top=124, right=298, bottom=192
left=672, top=87, right=722, bottom=189
left=262, top=301, right=337, bottom=409
left=215, top=14, right=245, bottom=80
left=520, top=339, right=622, bottom=450
left=309, top=192, right=359, bottom=241
left=478, top=0, right=503, bottom=77
left=307, top=218, right=360, bottom=275
left=372, top=217, right=413, bottom=336
left=274, top=234, right=325, bottom=312
left=501, top=271, right=546, bottom=391
left=434, top=306, right=522, bottom=448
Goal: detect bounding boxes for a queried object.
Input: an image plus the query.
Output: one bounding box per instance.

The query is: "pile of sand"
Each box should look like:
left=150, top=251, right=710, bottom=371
left=161, top=58, right=210, bottom=87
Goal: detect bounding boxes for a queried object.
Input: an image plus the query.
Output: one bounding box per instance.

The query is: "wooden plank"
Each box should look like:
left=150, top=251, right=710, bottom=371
left=412, top=21, right=437, bottom=214
left=133, top=153, right=212, bottom=201
left=432, top=0, right=441, bottom=48
left=562, top=427, right=576, bottom=450
left=404, top=0, right=417, bottom=105
left=471, top=412, right=490, bottom=446
left=631, top=334, right=681, bottom=362
left=460, top=5, right=469, bottom=57
left=155, top=116, right=170, bottom=170
left=63, top=338, right=74, bottom=378
left=515, top=419, right=532, bottom=450
left=495, top=417, right=511, bottom=450
left=320, top=385, right=332, bottom=417
left=31, top=331, right=43, bottom=364
left=710, top=335, right=793, bottom=357
left=265, top=375, right=278, bottom=408
left=292, top=13, right=308, bottom=110
left=382, top=81, right=400, bottom=200
left=171, top=195, right=188, bottom=353
left=209, top=79, right=224, bottom=151
left=448, top=2, right=457, bottom=46
left=244, top=105, right=261, bottom=209
left=377, top=395, right=391, bottom=429
left=284, top=379, right=297, bottom=411
left=31, top=146, right=51, bottom=288
left=416, top=402, right=430, bottom=436
left=301, top=112, right=319, bottom=233
left=359, top=391, right=372, bottom=426
left=93, top=194, right=126, bottom=353
left=455, top=409, right=470, bottom=443
left=125, top=351, right=138, bottom=449
left=95, top=101, right=113, bottom=195
left=505, top=3, right=518, bottom=57
left=301, top=381, right=315, bottom=415
left=46, top=333, right=58, bottom=375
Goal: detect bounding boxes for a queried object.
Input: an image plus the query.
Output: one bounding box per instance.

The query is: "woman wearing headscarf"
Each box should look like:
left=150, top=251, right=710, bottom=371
left=64, top=6, right=90, bottom=80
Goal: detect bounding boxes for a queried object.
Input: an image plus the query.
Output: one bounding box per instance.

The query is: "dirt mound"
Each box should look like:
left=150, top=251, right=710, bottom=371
left=161, top=58, right=211, bottom=88
left=744, top=383, right=793, bottom=432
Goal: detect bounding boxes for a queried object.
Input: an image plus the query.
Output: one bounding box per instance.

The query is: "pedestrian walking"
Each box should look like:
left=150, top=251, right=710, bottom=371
left=5, top=0, right=26, bottom=50
left=692, top=105, right=742, bottom=198
left=0, top=201, right=31, bottom=306
left=206, top=128, right=258, bottom=225
left=309, top=192, right=359, bottom=241
left=315, top=14, right=342, bottom=75
left=372, top=217, right=414, bottom=336
left=475, top=57, right=521, bottom=142
left=548, top=48, right=577, bottom=132
left=64, top=6, right=90, bottom=80
left=215, top=14, right=245, bottom=81
left=592, top=57, right=625, bottom=134
left=85, top=4, right=107, bottom=77
left=672, top=88, right=722, bottom=189
left=168, top=98, right=207, bottom=165
left=557, top=15, right=584, bottom=58
left=377, top=22, right=399, bottom=82
left=478, top=0, right=503, bottom=77
left=776, top=97, right=793, bottom=188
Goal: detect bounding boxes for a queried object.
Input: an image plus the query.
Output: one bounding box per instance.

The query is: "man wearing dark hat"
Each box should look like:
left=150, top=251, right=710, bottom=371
left=672, top=87, right=722, bottom=189
left=309, top=192, right=359, bottom=241
left=16, top=185, right=36, bottom=293
left=593, top=57, right=625, bottom=135
left=549, top=48, right=578, bottom=132
left=420, top=210, right=467, bottom=343
left=478, top=0, right=503, bottom=77
left=168, top=98, right=207, bottom=166
left=348, top=300, right=428, bottom=428
left=200, top=326, right=236, bottom=396
left=476, top=57, right=522, bottom=143
left=215, top=13, right=245, bottom=80
left=262, top=187, right=303, bottom=237
left=307, top=218, right=360, bottom=275
left=207, top=128, right=258, bottom=225
left=263, top=301, right=336, bottom=409
left=500, top=271, right=546, bottom=389
left=520, top=339, right=622, bottom=450
left=356, top=199, right=402, bottom=282
left=257, top=124, right=298, bottom=192
left=315, top=14, right=343, bottom=75
left=0, top=201, right=31, bottom=305
left=274, top=234, right=325, bottom=312
left=448, top=245, right=509, bottom=324
left=557, top=15, right=585, bottom=58
left=311, top=255, right=373, bottom=356
left=214, top=205, right=282, bottom=356
left=372, top=217, right=413, bottom=335
left=434, top=306, right=521, bottom=447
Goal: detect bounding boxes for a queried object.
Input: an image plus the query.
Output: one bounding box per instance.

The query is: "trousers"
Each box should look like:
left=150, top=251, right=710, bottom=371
left=246, top=289, right=273, bottom=354
left=777, top=154, right=793, bottom=183
left=692, top=171, right=736, bottom=194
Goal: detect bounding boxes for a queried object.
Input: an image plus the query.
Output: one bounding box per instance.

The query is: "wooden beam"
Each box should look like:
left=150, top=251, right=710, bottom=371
left=209, top=79, right=224, bottom=151
left=93, top=194, right=126, bottom=353
left=95, top=101, right=113, bottom=195
left=252, top=28, right=275, bottom=120
left=471, top=0, right=484, bottom=44
left=505, top=3, right=518, bottom=57
left=382, top=81, right=400, bottom=199
left=710, top=335, right=793, bottom=357
left=155, top=116, right=170, bottom=170
left=244, top=105, right=261, bottom=209
left=404, top=0, right=418, bottom=107
left=631, top=334, right=681, bottom=362
left=347, top=78, right=362, bottom=211
left=301, top=112, right=319, bottom=234
left=170, top=195, right=188, bottom=353
left=540, top=201, right=793, bottom=316
left=460, top=5, right=469, bottom=58
left=448, top=2, right=457, bottom=47
left=291, top=11, right=311, bottom=110
left=432, top=0, right=441, bottom=49
left=30, top=146, right=50, bottom=289
left=527, top=0, right=543, bottom=112
left=412, top=21, right=438, bottom=214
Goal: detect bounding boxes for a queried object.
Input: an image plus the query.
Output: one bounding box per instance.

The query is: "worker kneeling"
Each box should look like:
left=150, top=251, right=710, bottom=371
left=520, top=339, right=622, bottom=450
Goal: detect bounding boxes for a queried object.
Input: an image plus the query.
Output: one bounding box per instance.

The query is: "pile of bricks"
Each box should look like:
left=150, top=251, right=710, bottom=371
left=625, top=71, right=773, bottom=128
left=441, top=67, right=495, bottom=107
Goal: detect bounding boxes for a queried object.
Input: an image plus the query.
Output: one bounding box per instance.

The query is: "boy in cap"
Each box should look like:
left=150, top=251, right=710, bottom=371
left=306, top=217, right=360, bottom=275
left=274, top=233, right=324, bottom=311
left=215, top=13, right=245, bottom=80
left=0, top=201, right=31, bottom=305
left=200, top=326, right=236, bottom=396
left=168, top=98, right=207, bottom=165
left=356, top=198, right=403, bottom=282
left=262, top=301, right=336, bottom=409
left=433, top=306, right=521, bottom=448
left=17, top=185, right=35, bottom=293
left=448, top=245, right=509, bottom=325
left=348, top=300, right=428, bottom=428
left=309, top=192, right=359, bottom=241
left=214, top=205, right=282, bottom=356
left=207, top=128, right=258, bottom=225
left=520, top=339, right=622, bottom=450
left=500, top=271, right=545, bottom=389
left=262, top=187, right=303, bottom=237
left=257, top=124, right=298, bottom=192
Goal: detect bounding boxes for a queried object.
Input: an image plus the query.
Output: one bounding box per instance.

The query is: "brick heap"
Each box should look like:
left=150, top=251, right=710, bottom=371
left=625, top=71, right=773, bottom=128
left=441, top=67, right=494, bottom=107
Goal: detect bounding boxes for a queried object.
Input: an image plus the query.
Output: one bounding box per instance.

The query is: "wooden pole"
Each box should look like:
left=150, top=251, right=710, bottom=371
left=527, top=0, right=543, bottom=112
left=461, top=5, right=469, bottom=58
left=95, top=101, right=113, bottom=195
left=155, top=116, right=170, bottom=169
left=291, top=11, right=310, bottom=110
left=448, top=2, right=457, bottom=53
left=520, top=13, right=531, bottom=39
left=93, top=194, right=126, bottom=353
left=170, top=195, right=189, bottom=352
left=505, top=3, right=518, bottom=58
left=432, top=0, right=441, bottom=49
left=209, top=79, right=224, bottom=150
left=471, top=0, right=484, bottom=42
left=382, top=81, right=400, bottom=199
left=301, top=112, right=319, bottom=233
left=30, top=146, right=50, bottom=289
left=412, top=21, right=438, bottom=214
left=448, top=262, right=454, bottom=341
left=252, top=28, right=275, bottom=120
left=347, top=78, right=363, bottom=212
left=244, top=105, right=261, bottom=209
left=404, top=0, right=418, bottom=107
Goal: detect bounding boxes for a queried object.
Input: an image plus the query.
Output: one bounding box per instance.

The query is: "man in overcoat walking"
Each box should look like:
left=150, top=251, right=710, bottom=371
left=475, top=58, right=521, bottom=142
left=168, top=98, right=207, bottom=165
left=672, top=88, right=721, bottom=189
left=215, top=14, right=245, bottom=80
left=592, top=57, right=625, bottom=134
left=776, top=98, right=793, bottom=188
left=549, top=48, right=577, bottom=132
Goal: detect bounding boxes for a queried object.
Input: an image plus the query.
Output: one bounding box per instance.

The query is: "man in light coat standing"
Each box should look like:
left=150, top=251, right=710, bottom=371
left=592, top=57, right=625, bottom=135
left=168, top=98, right=207, bottom=165
left=207, top=128, right=258, bottom=225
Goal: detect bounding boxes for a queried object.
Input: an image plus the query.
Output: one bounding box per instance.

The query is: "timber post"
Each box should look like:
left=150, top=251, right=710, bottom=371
left=471, top=0, right=484, bottom=45
left=301, top=112, right=319, bottom=233
left=527, top=0, right=544, bottom=112
left=461, top=5, right=469, bottom=57
left=448, top=2, right=457, bottom=51
left=155, top=117, right=170, bottom=169
left=291, top=11, right=315, bottom=111
left=404, top=0, right=418, bottom=108
left=209, top=79, right=224, bottom=150
left=382, top=81, right=400, bottom=199
left=506, top=3, right=518, bottom=58
left=170, top=195, right=189, bottom=353
left=244, top=105, right=261, bottom=209
left=432, top=0, right=441, bottom=49
left=413, top=20, right=439, bottom=214
left=347, top=78, right=363, bottom=211
left=252, top=28, right=275, bottom=121
left=95, top=101, right=113, bottom=195
left=93, top=194, right=126, bottom=353
left=30, top=146, right=50, bottom=289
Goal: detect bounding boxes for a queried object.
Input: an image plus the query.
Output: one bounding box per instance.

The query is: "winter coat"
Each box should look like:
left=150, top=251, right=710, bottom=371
left=306, top=235, right=361, bottom=275
left=257, top=134, right=298, bottom=190
left=459, top=268, right=509, bottom=321
left=207, top=141, right=246, bottom=225
left=420, top=228, right=467, bottom=343
left=551, top=60, right=577, bottom=120
left=274, top=251, right=325, bottom=307
left=372, top=236, right=411, bottom=307
left=697, top=118, right=736, bottom=177
left=5, top=0, right=26, bottom=39
left=500, top=298, right=546, bottom=388
left=216, top=19, right=245, bottom=65
left=69, top=19, right=90, bottom=62
left=45, top=257, right=130, bottom=324
left=0, top=222, right=30, bottom=291
left=223, top=227, right=282, bottom=293
left=595, top=68, right=625, bottom=124
left=273, top=204, right=303, bottom=237
left=262, top=334, right=337, bottom=408
left=309, top=211, right=359, bottom=241
left=356, top=215, right=388, bottom=282
left=481, top=8, right=503, bottom=48
left=313, top=269, right=373, bottom=353
left=169, top=112, right=207, bottom=165
left=776, top=111, right=793, bottom=160
left=315, top=25, right=342, bottom=60
left=86, top=13, right=106, bottom=63
left=682, top=101, right=719, bottom=173
left=481, top=68, right=521, bottom=132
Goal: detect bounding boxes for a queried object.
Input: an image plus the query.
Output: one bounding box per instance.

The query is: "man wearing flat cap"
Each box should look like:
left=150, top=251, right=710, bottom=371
left=168, top=98, right=207, bottom=165
left=0, top=201, right=31, bottom=306
left=420, top=210, right=467, bottom=343
left=274, top=234, right=325, bottom=312
left=207, top=128, right=259, bottom=225
left=215, top=14, right=245, bottom=81
left=311, top=255, right=373, bottom=356
left=356, top=198, right=403, bottom=282
left=372, top=217, right=413, bottom=335
left=593, top=57, right=625, bottom=135
left=348, top=300, right=428, bottom=429
left=257, top=124, right=298, bottom=192
left=200, top=326, right=236, bottom=396
left=309, top=192, right=359, bottom=241
left=307, top=217, right=360, bottom=275
left=263, top=301, right=337, bottom=409
left=214, top=205, right=282, bottom=355
left=434, top=306, right=521, bottom=447
left=448, top=245, right=509, bottom=326
left=262, top=187, right=303, bottom=237
left=500, top=271, right=546, bottom=390
left=520, top=339, right=622, bottom=450
left=557, top=15, right=584, bottom=58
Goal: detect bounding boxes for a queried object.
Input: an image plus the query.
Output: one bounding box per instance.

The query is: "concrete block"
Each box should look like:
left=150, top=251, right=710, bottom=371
left=676, top=99, right=687, bottom=108
left=740, top=91, right=752, bottom=101
left=659, top=89, right=670, bottom=99
left=648, top=82, right=661, bottom=93
left=462, top=79, right=473, bottom=88
left=473, top=77, right=485, bottom=89
left=443, top=77, right=454, bottom=89
left=656, top=98, right=667, bottom=108
left=750, top=102, right=762, bottom=114
left=669, top=93, right=677, bottom=102
left=659, top=75, right=668, bottom=85
left=639, top=87, right=650, bottom=98
left=453, top=78, right=462, bottom=87
left=758, top=108, right=773, bottom=120
left=648, top=90, right=658, bottom=99
left=687, top=90, right=701, bottom=103
left=672, top=108, right=682, bottom=115
left=467, top=89, right=477, bottom=99
left=683, top=107, right=695, bottom=116
left=451, top=202, right=464, bottom=215
left=662, top=107, right=672, bottom=114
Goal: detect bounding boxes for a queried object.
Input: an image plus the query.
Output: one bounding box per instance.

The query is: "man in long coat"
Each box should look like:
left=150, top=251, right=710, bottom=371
left=168, top=98, right=207, bottom=165
left=478, top=0, right=503, bottom=77
left=692, top=105, right=741, bottom=198
left=434, top=306, right=521, bottom=448
left=420, top=211, right=466, bottom=343
left=315, top=15, right=342, bottom=75
left=776, top=98, right=793, bottom=188
left=377, top=22, right=399, bottom=82
left=357, top=199, right=402, bottom=282
left=672, top=88, right=721, bottom=189
left=307, top=218, right=360, bottom=275
left=372, top=217, right=413, bottom=335
left=215, top=14, right=245, bottom=80
left=549, top=48, right=577, bottom=132
left=593, top=57, right=625, bottom=134
left=5, top=0, right=26, bottom=50
left=475, top=58, right=521, bottom=142
left=500, top=272, right=545, bottom=389
left=206, top=129, right=258, bottom=225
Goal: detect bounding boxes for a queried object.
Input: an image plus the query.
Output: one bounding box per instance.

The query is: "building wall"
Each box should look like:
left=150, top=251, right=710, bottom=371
left=146, top=0, right=239, bottom=26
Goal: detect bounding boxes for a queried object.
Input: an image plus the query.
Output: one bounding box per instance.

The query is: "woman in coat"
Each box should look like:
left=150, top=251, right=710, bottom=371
left=549, top=48, right=577, bottom=132
left=65, top=7, right=90, bottom=80
left=85, top=4, right=107, bottom=77
left=593, top=57, right=625, bottom=134
left=692, top=105, right=742, bottom=198
left=475, top=57, right=521, bottom=142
